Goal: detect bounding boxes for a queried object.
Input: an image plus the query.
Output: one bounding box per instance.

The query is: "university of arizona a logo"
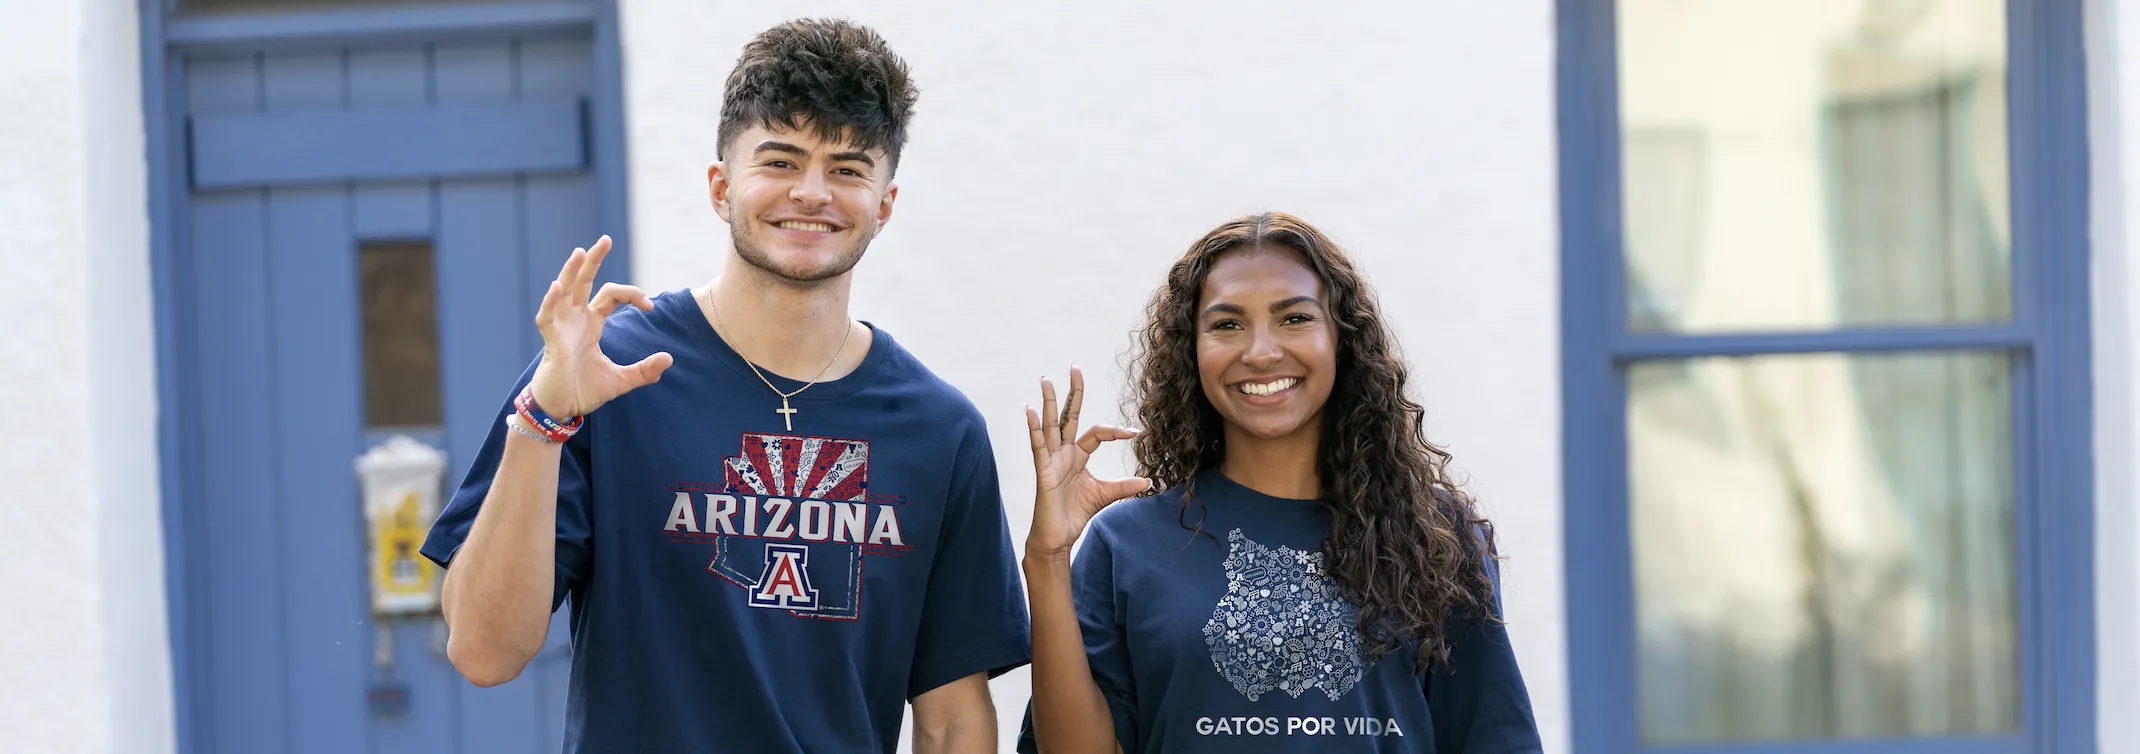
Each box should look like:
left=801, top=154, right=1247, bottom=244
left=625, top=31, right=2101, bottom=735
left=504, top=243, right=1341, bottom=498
left=660, top=433, right=910, bottom=620
left=748, top=544, right=819, bottom=610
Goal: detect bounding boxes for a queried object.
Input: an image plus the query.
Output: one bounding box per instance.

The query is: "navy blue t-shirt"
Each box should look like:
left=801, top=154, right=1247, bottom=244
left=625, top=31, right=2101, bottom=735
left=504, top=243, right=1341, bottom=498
left=1018, top=470, right=1542, bottom=753
left=422, top=290, right=1031, bottom=753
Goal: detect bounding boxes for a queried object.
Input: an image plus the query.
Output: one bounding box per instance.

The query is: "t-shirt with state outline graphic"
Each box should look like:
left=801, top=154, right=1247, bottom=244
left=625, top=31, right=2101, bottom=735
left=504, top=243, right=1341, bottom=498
left=1017, top=469, right=1542, bottom=753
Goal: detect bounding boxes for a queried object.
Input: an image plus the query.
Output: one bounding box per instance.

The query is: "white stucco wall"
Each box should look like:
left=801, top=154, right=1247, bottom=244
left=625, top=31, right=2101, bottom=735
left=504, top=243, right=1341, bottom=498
left=0, top=1, right=171, bottom=754
left=2091, top=0, right=2140, bottom=751
left=617, top=1, right=1566, bottom=751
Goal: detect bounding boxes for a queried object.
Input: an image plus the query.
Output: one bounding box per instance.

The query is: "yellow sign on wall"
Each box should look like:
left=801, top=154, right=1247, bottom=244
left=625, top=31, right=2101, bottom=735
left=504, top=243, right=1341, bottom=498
left=357, top=436, right=447, bottom=616
left=372, top=490, right=439, bottom=614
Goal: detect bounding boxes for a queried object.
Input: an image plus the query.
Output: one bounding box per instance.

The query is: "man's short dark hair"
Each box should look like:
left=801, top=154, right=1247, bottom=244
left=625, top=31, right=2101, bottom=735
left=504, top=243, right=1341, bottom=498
left=718, top=18, right=918, bottom=175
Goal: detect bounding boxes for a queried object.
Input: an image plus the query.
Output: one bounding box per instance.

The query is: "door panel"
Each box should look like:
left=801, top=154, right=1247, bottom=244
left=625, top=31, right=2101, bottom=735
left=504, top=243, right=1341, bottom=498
left=349, top=47, right=428, bottom=106
left=264, top=185, right=368, bottom=749
left=179, top=28, right=605, bottom=754
left=435, top=42, right=516, bottom=102
left=190, top=189, right=286, bottom=754
left=437, top=179, right=531, bottom=470
left=520, top=177, right=599, bottom=357
left=353, top=182, right=432, bottom=239
left=263, top=50, right=342, bottom=110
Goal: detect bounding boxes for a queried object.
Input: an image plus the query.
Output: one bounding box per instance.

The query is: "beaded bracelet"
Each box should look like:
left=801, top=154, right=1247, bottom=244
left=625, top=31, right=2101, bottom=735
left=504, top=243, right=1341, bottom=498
left=513, top=386, right=583, bottom=443
left=504, top=413, right=559, bottom=444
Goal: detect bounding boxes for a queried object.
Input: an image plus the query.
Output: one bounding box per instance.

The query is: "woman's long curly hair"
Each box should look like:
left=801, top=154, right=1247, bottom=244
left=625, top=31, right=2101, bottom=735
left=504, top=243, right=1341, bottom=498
left=1125, top=212, right=1499, bottom=672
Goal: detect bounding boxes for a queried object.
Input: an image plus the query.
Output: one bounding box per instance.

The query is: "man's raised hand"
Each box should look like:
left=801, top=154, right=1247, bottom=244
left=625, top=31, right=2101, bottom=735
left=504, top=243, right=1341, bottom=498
left=527, top=235, right=673, bottom=418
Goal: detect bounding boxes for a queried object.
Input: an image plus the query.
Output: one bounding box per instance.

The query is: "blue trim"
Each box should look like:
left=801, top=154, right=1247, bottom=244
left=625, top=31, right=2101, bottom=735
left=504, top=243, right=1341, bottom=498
left=589, top=0, right=633, bottom=281
left=1614, top=325, right=2034, bottom=360
left=1555, top=0, right=1637, bottom=749
left=2010, top=352, right=2047, bottom=748
left=166, top=0, right=595, bottom=51
left=1556, top=0, right=2095, bottom=752
left=141, top=2, right=205, bottom=751
left=189, top=97, right=588, bottom=188
left=2010, top=0, right=2096, bottom=750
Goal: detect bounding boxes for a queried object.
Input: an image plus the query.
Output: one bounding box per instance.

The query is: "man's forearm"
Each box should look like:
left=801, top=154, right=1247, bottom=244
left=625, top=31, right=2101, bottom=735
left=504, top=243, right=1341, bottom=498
left=442, top=427, right=563, bottom=686
left=911, top=711, right=996, bottom=754
left=911, top=672, right=998, bottom=754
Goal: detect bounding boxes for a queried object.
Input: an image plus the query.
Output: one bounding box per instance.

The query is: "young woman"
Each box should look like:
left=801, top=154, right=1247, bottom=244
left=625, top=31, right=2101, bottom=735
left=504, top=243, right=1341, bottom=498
left=1018, top=212, right=1543, bottom=753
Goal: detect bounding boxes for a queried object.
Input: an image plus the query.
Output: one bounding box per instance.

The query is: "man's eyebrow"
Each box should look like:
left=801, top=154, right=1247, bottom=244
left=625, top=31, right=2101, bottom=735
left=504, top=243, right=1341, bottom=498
left=753, top=140, right=809, bottom=157
left=828, top=150, right=877, bottom=168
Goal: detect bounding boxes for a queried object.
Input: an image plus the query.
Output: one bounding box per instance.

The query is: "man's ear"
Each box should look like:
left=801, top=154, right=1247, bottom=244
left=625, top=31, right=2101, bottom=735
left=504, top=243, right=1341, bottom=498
left=708, top=160, right=732, bottom=222
left=872, top=182, right=898, bottom=237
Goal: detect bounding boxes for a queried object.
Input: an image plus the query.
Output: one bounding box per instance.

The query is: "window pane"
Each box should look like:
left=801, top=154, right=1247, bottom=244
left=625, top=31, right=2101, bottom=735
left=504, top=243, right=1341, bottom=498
left=1628, top=351, right=2016, bottom=743
left=360, top=241, right=443, bottom=429
left=1618, top=0, right=2010, bottom=332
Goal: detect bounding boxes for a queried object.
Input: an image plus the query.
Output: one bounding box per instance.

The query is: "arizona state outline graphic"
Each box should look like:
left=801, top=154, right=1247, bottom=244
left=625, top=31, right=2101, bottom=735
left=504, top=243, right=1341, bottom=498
left=660, top=432, right=911, bottom=620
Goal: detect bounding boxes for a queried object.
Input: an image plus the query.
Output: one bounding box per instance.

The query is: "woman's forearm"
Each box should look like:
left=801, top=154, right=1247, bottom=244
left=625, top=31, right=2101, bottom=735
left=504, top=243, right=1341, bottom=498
left=1024, top=551, right=1122, bottom=754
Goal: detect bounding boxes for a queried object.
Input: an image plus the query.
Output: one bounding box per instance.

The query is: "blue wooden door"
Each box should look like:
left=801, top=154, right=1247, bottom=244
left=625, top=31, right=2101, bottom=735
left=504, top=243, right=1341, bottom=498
left=173, top=23, right=614, bottom=754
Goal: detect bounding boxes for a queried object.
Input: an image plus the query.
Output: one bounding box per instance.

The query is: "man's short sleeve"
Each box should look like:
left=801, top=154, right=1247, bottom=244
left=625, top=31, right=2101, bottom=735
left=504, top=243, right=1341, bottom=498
left=905, top=425, right=1033, bottom=698
left=419, top=357, right=594, bottom=613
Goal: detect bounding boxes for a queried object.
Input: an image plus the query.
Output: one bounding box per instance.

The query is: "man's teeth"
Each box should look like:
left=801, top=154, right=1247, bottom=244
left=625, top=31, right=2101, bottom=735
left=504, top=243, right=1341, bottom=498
left=1237, top=378, right=1299, bottom=397
left=777, top=221, right=834, bottom=232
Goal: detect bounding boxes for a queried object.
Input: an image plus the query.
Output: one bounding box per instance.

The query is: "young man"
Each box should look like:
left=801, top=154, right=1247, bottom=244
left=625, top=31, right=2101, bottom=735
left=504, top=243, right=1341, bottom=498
left=420, top=18, right=1028, bottom=752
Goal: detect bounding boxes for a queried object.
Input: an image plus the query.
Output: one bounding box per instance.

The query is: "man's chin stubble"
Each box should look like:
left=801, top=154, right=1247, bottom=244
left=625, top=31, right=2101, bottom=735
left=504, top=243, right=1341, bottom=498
left=732, top=230, right=869, bottom=286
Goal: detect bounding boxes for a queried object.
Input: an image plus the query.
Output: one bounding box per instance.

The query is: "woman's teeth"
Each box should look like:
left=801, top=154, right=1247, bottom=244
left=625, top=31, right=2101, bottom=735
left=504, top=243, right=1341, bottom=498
left=1238, top=378, right=1299, bottom=397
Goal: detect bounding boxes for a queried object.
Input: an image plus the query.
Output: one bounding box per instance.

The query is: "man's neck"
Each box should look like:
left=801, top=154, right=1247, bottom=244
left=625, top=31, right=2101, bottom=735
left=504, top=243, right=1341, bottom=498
left=698, top=255, right=869, bottom=382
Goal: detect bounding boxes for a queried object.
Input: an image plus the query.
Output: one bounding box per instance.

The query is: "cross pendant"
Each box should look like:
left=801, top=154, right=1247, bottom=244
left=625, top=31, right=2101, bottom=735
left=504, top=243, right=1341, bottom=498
left=776, top=397, right=798, bottom=431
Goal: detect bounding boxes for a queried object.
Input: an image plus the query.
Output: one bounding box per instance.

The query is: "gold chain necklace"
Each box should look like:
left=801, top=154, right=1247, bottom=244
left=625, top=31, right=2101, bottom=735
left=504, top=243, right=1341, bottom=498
left=708, top=290, right=853, bottom=431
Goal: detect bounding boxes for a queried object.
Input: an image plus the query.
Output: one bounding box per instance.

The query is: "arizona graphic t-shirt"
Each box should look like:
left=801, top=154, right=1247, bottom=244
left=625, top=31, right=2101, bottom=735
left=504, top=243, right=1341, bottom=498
left=422, top=289, right=1031, bottom=753
left=1018, top=470, right=1542, bottom=753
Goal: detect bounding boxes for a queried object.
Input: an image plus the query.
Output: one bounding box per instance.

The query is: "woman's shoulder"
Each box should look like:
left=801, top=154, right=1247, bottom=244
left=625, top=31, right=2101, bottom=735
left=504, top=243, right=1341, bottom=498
left=1085, top=483, right=1207, bottom=548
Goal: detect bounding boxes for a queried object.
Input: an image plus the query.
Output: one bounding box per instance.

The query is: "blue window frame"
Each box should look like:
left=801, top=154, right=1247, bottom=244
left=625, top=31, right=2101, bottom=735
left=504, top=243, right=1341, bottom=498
left=1556, top=1, right=2093, bottom=752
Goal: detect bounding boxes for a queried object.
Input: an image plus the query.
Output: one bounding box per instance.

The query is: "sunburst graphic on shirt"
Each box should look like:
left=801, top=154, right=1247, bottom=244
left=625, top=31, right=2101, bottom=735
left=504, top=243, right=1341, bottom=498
left=659, top=433, right=911, bottom=620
